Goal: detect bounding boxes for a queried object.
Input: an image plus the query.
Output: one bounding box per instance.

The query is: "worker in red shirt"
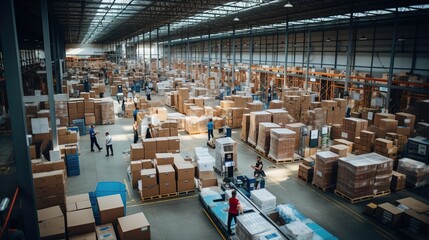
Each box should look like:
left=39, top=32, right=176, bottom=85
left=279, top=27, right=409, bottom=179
left=227, top=190, right=241, bottom=235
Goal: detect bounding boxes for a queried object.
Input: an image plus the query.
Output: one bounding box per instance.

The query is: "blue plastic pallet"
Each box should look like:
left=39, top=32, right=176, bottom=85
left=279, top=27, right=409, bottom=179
left=72, top=119, right=86, bottom=136
left=66, top=154, right=80, bottom=176
left=89, top=192, right=101, bottom=225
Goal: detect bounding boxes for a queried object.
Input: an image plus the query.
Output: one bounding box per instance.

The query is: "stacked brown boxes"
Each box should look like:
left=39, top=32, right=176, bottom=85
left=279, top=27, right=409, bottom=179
left=374, top=113, right=395, bottom=127
left=130, top=161, right=143, bottom=188
left=391, top=171, right=406, bottom=192
left=397, top=158, right=429, bottom=188
left=353, top=130, right=376, bottom=154
left=38, top=206, right=66, bottom=239
left=247, top=102, right=264, bottom=112
left=379, top=119, right=398, bottom=133
left=332, top=139, right=354, bottom=153
left=143, top=138, right=156, bottom=159
left=232, top=107, right=244, bottom=128
left=57, top=127, right=68, bottom=145
left=374, top=138, right=397, bottom=160
left=130, top=144, right=144, bottom=161
left=361, top=109, right=378, bottom=126
left=188, top=106, right=205, bottom=117
left=140, top=168, right=159, bottom=198
left=94, top=100, right=102, bottom=124
left=298, top=163, right=314, bottom=183
left=177, top=88, right=189, bottom=114
left=157, top=165, right=177, bottom=195
left=321, top=100, right=337, bottom=125
left=375, top=203, right=403, bottom=228
left=68, top=100, right=78, bottom=124
left=341, top=117, right=368, bottom=142
left=240, top=114, right=251, bottom=142
left=395, top=112, right=416, bottom=136
left=100, top=99, right=115, bottom=124
left=333, top=98, right=347, bottom=124
left=284, top=95, right=301, bottom=121
left=66, top=194, right=92, bottom=214
left=385, top=133, right=408, bottom=157
left=330, top=124, right=342, bottom=140
left=117, top=212, right=151, bottom=240
left=371, top=153, right=394, bottom=194
left=255, top=123, right=281, bottom=155
left=168, top=136, right=180, bottom=153
left=55, top=101, right=69, bottom=127
left=155, top=153, right=174, bottom=165
left=308, top=108, right=325, bottom=129
left=248, top=111, right=272, bottom=146
left=156, top=137, right=169, bottom=154
left=32, top=160, right=66, bottom=174
left=268, top=128, right=296, bottom=162
left=285, top=123, right=306, bottom=150
left=300, top=95, right=312, bottom=122
left=312, top=151, right=339, bottom=190
left=174, top=161, right=195, bottom=192
left=269, top=100, right=283, bottom=109
left=330, top=144, right=348, bottom=158
left=33, top=170, right=66, bottom=210
left=266, top=109, right=289, bottom=127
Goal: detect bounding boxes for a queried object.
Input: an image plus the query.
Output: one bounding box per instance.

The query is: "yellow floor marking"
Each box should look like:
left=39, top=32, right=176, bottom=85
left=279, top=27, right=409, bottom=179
left=203, top=209, right=227, bottom=240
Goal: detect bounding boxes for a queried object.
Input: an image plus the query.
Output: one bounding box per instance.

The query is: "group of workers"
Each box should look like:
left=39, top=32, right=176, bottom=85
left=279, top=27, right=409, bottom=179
left=89, top=125, right=113, bottom=157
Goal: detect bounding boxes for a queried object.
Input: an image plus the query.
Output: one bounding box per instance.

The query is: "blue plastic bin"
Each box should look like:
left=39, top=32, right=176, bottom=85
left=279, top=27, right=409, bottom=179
left=95, top=182, right=127, bottom=215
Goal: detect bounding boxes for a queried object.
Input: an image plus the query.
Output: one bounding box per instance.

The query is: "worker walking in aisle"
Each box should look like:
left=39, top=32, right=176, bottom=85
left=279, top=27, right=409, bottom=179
left=251, top=156, right=265, bottom=189
left=133, top=93, right=138, bottom=108
left=133, top=107, right=139, bottom=122
left=133, top=121, right=139, bottom=143
left=227, top=190, right=241, bottom=235
left=105, top=132, right=113, bottom=156
left=89, top=125, right=102, bottom=152
left=207, top=118, right=214, bottom=142
left=146, top=87, right=151, bottom=101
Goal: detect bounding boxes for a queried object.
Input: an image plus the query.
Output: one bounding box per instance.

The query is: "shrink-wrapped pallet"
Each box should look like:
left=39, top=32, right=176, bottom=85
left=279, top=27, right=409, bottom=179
left=397, top=158, right=429, bottom=188
left=266, top=109, right=289, bottom=127
left=268, top=128, right=295, bottom=162
left=248, top=111, right=272, bottom=146
left=255, top=123, right=280, bottom=154
left=312, top=151, right=339, bottom=190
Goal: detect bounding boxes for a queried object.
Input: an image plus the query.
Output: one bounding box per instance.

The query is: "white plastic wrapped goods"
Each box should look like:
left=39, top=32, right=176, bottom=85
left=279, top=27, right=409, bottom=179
left=250, top=189, right=277, bottom=213
left=236, top=212, right=276, bottom=240
left=197, top=157, right=215, bottom=172
left=280, top=221, right=314, bottom=240
left=256, top=229, right=286, bottom=240
left=397, top=158, right=429, bottom=188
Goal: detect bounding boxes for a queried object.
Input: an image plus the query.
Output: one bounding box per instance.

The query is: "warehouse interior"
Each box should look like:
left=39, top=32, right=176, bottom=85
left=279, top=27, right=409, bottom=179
left=0, top=0, right=429, bottom=239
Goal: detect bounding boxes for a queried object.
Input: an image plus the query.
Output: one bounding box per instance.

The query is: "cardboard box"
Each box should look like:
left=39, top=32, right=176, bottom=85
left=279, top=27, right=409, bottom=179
left=69, top=232, right=97, bottom=240
left=95, top=223, right=117, bottom=240
left=66, top=194, right=91, bottom=212
left=376, top=203, right=403, bottom=227
left=130, top=144, right=144, bottom=160
left=198, top=178, right=218, bottom=189
left=67, top=209, right=95, bottom=236
left=198, top=170, right=216, bottom=180
left=141, top=159, right=153, bottom=169
left=174, top=162, right=195, bottom=180
left=330, top=144, right=348, bottom=158
left=379, top=119, right=398, bottom=132
left=168, top=136, right=180, bottom=150
left=142, top=138, right=156, bottom=150
left=402, top=209, right=429, bottom=234
left=177, top=180, right=195, bottom=192
left=144, top=150, right=156, bottom=159
left=38, top=206, right=66, bottom=240
left=130, top=161, right=142, bottom=172
left=118, top=212, right=150, bottom=240
left=156, top=137, right=169, bottom=152
left=33, top=170, right=65, bottom=188
left=141, top=168, right=157, bottom=187
left=395, top=197, right=429, bottom=213
left=155, top=153, right=174, bottom=165
left=157, top=164, right=175, bottom=183
left=140, top=184, right=159, bottom=198
left=159, top=182, right=177, bottom=195
left=97, top=194, right=124, bottom=225
left=364, top=203, right=378, bottom=217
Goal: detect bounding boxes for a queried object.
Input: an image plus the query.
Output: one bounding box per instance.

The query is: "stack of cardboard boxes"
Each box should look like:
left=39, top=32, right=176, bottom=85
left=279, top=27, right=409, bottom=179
left=117, top=212, right=151, bottom=240
left=248, top=111, right=272, bottom=146
left=353, top=130, right=376, bottom=154
left=312, top=151, right=339, bottom=190
left=178, top=88, right=190, bottom=114
left=374, top=138, right=398, bottom=160
left=266, top=109, right=289, bottom=127
left=269, top=100, right=283, bottom=109
left=38, top=206, right=66, bottom=239
left=240, top=114, right=251, bottom=142
left=255, top=123, right=281, bottom=155
left=284, top=95, right=301, bottom=121
left=268, top=128, right=296, bottom=162
left=66, top=208, right=96, bottom=238
left=56, top=100, right=69, bottom=127
left=391, top=171, right=406, bottom=192
left=174, top=161, right=195, bottom=193
left=33, top=169, right=66, bottom=211
left=341, top=117, right=368, bottom=142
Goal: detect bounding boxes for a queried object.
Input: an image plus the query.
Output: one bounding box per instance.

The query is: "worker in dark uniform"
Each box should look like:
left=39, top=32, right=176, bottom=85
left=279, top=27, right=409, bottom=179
left=251, top=156, right=264, bottom=189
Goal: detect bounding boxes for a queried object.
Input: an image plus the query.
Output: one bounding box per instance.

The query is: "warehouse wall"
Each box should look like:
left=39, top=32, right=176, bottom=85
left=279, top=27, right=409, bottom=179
left=169, top=23, right=429, bottom=78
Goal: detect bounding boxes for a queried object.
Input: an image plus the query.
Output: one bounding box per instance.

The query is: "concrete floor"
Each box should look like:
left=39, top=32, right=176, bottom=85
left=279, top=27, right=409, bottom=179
left=60, top=92, right=429, bottom=240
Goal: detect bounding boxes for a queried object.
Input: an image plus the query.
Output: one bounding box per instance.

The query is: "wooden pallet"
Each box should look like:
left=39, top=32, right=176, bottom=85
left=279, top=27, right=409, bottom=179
left=267, top=154, right=301, bottom=164
left=373, top=190, right=391, bottom=197
left=312, top=183, right=335, bottom=192
left=334, top=190, right=374, bottom=204
left=178, top=190, right=196, bottom=195
left=255, top=148, right=267, bottom=156
left=141, top=192, right=178, bottom=201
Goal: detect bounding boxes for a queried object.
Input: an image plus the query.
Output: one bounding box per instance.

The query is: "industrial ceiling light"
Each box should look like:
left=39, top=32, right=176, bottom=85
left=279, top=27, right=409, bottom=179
left=397, top=37, right=406, bottom=42
left=359, top=35, right=367, bottom=41
left=325, top=38, right=331, bottom=42
left=284, top=1, right=293, bottom=8
left=234, top=17, right=240, bottom=21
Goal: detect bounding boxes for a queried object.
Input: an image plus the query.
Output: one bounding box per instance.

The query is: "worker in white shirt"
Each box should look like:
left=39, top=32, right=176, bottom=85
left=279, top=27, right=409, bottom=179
left=105, top=132, right=113, bottom=157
